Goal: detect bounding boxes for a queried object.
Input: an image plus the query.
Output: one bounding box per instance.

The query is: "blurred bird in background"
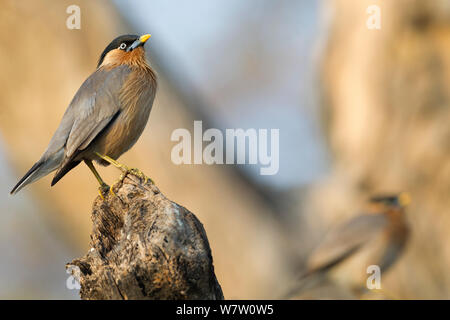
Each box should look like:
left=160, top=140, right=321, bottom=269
left=10, top=34, right=157, bottom=197
left=289, top=193, right=410, bottom=299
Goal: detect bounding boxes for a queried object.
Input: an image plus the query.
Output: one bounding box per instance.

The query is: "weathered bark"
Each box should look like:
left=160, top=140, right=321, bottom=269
left=67, top=173, right=224, bottom=300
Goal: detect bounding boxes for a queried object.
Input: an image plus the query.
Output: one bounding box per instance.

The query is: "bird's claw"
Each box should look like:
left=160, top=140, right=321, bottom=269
left=98, top=183, right=110, bottom=201
left=94, top=154, right=154, bottom=185
left=109, top=185, right=117, bottom=197
left=128, top=168, right=153, bottom=185
left=109, top=173, right=126, bottom=196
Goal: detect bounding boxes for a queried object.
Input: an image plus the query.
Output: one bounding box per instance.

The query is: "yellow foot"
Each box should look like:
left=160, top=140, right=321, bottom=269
left=109, top=172, right=126, bottom=195
left=128, top=168, right=154, bottom=185
left=94, top=153, right=154, bottom=185
left=98, top=183, right=110, bottom=200
left=117, top=166, right=153, bottom=185
left=109, top=185, right=117, bottom=197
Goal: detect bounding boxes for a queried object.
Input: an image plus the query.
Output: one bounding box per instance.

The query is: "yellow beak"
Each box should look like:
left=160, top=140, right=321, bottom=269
left=140, top=34, right=151, bottom=43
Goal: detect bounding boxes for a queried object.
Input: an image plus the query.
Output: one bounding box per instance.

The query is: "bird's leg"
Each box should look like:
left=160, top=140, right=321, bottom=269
left=84, top=160, right=110, bottom=199
left=94, top=152, right=153, bottom=185
left=95, top=153, right=129, bottom=172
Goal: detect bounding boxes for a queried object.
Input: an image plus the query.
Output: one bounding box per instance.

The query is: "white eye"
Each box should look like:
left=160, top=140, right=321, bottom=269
left=119, top=43, right=127, bottom=50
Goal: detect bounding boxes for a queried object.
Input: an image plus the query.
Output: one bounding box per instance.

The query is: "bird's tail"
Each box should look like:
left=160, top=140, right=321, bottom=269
left=10, top=151, right=62, bottom=195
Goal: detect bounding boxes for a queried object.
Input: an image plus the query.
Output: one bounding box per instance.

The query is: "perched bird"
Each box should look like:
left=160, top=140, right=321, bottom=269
left=10, top=34, right=157, bottom=196
left=290, top=193, right=410, bottom=298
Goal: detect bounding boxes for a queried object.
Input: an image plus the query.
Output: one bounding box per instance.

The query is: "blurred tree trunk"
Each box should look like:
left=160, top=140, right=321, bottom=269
left=307, top=0, right=450, bottom=298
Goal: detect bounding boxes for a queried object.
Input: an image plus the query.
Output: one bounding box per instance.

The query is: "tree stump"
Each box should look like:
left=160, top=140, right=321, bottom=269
left=67, top=173, right=224, bottom=300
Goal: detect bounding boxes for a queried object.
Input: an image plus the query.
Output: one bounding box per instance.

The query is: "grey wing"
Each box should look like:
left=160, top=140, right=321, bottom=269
left=307, top=214, right=388, bottom=272
left=43, top=65, right=131, bottom=161
left=48, top=66, right=132, bottom=185
left=11, top=66, right=132, bottom=193
left=64, top=65, right=131, bottom=159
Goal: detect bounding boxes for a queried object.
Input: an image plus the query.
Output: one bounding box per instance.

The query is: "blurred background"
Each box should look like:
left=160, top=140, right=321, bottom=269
left=0, top=0, right=449, bottom=299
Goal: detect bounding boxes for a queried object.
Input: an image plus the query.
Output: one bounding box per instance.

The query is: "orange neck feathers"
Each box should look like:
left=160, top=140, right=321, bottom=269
left=99, top=47, right=151, bottom=70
